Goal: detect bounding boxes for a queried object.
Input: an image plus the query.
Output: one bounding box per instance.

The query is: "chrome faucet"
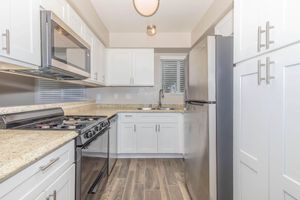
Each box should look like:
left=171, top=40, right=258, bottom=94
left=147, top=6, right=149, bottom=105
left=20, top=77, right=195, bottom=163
left=158, top=89, right=164, bottom=108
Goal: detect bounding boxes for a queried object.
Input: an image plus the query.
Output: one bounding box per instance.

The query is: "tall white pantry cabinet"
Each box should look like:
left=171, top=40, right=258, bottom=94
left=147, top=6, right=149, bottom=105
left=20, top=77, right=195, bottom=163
left=234, top=0, right=300, bottom=200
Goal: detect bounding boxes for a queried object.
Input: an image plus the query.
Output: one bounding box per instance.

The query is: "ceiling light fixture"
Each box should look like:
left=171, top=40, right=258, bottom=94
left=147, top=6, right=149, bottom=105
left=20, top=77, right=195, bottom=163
left=133, top=0, right=160, bottom=17
left=147, top=25, right=157, bottom=36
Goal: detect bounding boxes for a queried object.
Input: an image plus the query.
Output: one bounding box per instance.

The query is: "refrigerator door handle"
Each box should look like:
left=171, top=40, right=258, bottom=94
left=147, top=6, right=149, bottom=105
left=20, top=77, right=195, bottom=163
left=185, top=100, right=216, bottom=105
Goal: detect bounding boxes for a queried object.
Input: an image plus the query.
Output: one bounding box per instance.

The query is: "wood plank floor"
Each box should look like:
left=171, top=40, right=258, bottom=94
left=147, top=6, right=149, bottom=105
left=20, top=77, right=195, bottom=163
left=99, top=159, right=191, bottom=200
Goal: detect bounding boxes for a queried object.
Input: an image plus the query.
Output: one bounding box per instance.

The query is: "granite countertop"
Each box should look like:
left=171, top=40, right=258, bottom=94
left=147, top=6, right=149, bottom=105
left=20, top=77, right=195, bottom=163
left=64, top=104, right=185, bottom=118
left=0, top=130, right=78, bottom=183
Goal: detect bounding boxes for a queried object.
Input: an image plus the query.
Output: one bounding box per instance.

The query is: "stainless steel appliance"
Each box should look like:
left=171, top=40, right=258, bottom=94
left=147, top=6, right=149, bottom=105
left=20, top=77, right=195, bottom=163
left=184, top=36, right=233, bottom=200
left=108, top=115, right=118, bottom=175
left=0, top=108, right=109, bottom=200
left=35, top=10, right=90, bottom=80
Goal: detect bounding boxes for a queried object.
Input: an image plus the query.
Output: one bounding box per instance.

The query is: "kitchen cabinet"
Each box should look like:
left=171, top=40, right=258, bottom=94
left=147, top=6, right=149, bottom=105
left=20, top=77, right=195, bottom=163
left=0, top=0, right=41, bottom=68
left=0, top=141, right=75, bottom=200
left=234, top=44, right=300, bottom=200
left=119, top=123, right=136, bottom=153
left=267, top=44, right=300, bottom=200
left=157, top=123, right=179, bottom=153
left=44, top=165, right=75, bottom=200
left=234, top=56, right=270, bottom=200
left=234, top=0, right=300, bottom=63
left=106, top=49, right=154, bottom=86
left=40, top=0, right=68, bottom=21
left=136, top=123, right=157, bottom=153
left=85, top=28, right=106, bottom=86
left=118, top=113, right=182, bottom=156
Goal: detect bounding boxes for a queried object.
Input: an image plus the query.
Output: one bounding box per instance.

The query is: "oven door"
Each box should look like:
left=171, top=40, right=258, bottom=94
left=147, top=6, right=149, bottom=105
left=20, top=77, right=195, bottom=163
left=41, top=10, right=90, bottom=80
left=76, top=129, right=108, bottom=200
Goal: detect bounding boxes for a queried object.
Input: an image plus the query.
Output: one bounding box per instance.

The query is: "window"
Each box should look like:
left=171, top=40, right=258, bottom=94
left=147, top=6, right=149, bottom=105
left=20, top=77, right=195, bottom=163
left=35, top=80, right=87, bottom=104
left=161, top=57, right=186, bottom=93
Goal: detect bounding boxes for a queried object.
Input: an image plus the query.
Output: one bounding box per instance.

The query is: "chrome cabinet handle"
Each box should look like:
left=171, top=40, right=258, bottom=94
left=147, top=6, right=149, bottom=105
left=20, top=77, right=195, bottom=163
left=158, top=124, right=160, bottom=132
left=39, top=157, right=60, bottom=171
left=257, top=60, right=266, bottom=85
left=257, top=26, right=266, bottom=52
left=266, top=21, right=274, bottom=49
left=46, top=190, right=57, bottom=200
left=266, top=57, right=275, bottom=84
left=155, top=125, right=157, bottom=132
left=2, top=29, right=10, bottom=54
left=134, top=124, right=136, bottom=132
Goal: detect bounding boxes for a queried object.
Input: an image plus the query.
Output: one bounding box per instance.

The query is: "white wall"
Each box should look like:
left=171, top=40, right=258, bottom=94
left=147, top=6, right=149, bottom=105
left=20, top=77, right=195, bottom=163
left=87, top=52, right=187, bottom=105
left=109, top=32, right=191, bottom=48
left=192, top=0, right=233, bottom=45
left=214, top=10, right=233, bottom=36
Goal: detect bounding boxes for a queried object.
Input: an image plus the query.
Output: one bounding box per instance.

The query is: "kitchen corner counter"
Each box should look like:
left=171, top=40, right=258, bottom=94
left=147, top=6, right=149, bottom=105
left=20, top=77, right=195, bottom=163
left=0, top=130, right=77, bottom=183
left=64, top=104, right=185, bottom=119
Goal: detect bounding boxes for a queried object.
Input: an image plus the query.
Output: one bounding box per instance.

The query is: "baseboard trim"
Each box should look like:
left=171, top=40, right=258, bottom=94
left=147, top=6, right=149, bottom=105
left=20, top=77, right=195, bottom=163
left=117, top=153, right=184, bottom=158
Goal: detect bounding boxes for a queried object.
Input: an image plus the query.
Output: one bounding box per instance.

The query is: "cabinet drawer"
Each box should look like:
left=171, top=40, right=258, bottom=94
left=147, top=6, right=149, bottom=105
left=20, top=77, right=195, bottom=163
left=137, top=113, right=179, bottom=123
left=0, top=140, right=75, bottom=199
left=119, top=113, right=136, bottom=122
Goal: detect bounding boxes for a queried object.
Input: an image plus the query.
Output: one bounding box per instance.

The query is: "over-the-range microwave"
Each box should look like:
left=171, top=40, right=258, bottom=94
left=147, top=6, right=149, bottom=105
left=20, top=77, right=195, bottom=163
left=38, top=10, right=91, bottom=80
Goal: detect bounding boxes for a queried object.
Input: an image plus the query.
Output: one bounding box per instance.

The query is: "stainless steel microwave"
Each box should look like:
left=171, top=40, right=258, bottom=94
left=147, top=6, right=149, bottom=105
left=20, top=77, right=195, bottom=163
left=40, top=10, right=90, bottom=80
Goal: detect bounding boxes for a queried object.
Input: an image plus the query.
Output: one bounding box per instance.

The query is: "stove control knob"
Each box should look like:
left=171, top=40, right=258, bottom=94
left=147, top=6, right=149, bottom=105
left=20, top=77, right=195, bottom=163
left=85, top=131, right=93, bottom=138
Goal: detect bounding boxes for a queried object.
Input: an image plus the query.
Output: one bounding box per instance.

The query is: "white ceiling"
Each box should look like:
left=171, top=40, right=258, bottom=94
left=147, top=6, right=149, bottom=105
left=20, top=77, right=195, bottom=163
left=90, top=0, right=214, bottom=33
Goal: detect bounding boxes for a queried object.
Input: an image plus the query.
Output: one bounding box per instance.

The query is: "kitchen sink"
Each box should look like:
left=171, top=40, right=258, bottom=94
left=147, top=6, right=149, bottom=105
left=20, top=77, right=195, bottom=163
left=137, top=107, right=175, bottom=111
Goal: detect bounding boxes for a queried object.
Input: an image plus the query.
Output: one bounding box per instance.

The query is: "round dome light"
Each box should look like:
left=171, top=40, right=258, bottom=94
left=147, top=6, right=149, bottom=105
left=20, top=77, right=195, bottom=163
left=133, top=0, right=160, bottom=17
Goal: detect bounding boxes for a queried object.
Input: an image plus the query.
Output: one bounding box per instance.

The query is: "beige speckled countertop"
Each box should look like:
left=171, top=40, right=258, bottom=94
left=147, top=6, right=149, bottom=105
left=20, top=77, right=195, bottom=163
left=0, top=102, right=183, bottom=183
left=0, top=130, right=77, bottom=183
left=64, top=104, right=185, bottom=118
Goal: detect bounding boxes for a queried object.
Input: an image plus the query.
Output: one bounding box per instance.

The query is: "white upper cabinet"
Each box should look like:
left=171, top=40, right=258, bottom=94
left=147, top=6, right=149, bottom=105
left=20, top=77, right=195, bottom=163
left=234, top=0, right=267, bottom=63
left=132, top=49, right=155, bottom=86
left=0, top=0, right=41, bottom=68
left=267, top=43, right=300, bottom=200
left=40, top=0, right=68, bottom=21
left=106, top=49, right=155, bottom=86
left=234, top=0, right=300, bottom=63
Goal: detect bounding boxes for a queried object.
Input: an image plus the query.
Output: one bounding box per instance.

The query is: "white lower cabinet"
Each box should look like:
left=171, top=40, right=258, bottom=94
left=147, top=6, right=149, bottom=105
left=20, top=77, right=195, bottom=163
left=0, top=141, right=75, bottom=200
left=44, top=165, right=75, bottom=200
left=119, top=123, right=136, bottom=153
left=157, top=123, right=179, bottom=153
left=234, top=43, right=300, bottom=200
left=136, top=123, right=157, bottom=153
left=118, top=113, right=182, bottom=156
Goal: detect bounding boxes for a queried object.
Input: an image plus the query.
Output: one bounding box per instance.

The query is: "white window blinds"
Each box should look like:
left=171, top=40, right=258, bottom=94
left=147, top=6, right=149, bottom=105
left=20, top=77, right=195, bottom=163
left=36, top=80, right=87, bottom=104
left=161, top=58, right=185, bottom=93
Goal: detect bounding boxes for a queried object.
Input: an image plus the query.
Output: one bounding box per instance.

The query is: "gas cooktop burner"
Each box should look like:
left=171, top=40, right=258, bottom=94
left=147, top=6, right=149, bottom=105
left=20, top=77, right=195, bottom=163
left=0, top=108, right=110, bottom=146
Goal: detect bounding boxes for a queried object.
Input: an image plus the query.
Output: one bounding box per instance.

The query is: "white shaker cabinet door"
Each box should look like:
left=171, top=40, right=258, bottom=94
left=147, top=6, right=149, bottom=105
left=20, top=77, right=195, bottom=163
left=268, top=44, right=300, bottom=200
left=119, top=123, right=136, bottom=153
left=265, top=0, right=300, bottom=56
left=106, top=49, right=132, bottom=86
left=132, top=49, right=154, bottom=86
left=157, top=123, right=179, bottom=153
left=234, top=57, right=270, bottom=200
left=136, top=123, right=157, bottom=153
left=44, top=164, right=75, bottom=200
left=0, top=0, right=41, bottom=67
left=234, top=0, right=266, bottom=63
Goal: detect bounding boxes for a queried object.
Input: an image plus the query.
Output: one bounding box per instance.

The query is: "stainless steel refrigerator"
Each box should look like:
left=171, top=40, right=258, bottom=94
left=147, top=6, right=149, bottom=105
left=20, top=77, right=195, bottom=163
left=184, top=35, right=233, bottom=200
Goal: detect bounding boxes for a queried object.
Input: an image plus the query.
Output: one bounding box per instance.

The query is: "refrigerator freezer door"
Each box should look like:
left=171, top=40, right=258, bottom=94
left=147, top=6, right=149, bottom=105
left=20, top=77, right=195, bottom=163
left=184, top=103, right=217, bottom=200
left=187, top=36, right=216, bottom=102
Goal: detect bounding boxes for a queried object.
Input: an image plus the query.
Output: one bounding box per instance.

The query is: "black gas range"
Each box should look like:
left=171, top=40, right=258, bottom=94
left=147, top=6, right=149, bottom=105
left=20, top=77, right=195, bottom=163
left=0, top=108, right=110, bottom=200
